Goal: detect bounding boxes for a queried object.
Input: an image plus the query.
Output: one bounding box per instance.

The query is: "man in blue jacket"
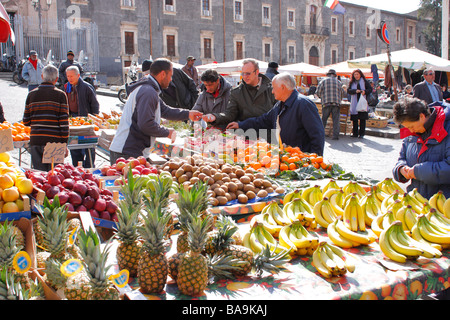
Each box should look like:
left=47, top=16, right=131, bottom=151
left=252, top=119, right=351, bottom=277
left=227, top=72, right=325, bottom=156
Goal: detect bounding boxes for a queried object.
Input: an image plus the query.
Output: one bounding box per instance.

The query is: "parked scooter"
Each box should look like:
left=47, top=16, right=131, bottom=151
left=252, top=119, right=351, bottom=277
left=0, top=53, right=16, bottom=72
left=12, top=57, right=27, bottom=85
left=118, top=61, right=138, bottom=104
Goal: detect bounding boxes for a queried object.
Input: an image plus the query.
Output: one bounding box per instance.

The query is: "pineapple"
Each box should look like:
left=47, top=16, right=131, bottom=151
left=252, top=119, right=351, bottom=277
left=176, top=214, right=213, bottom=296
left=175, top=181, right=212, bottom=253
left=0, top=268, right=29, bottom=300
left=113, top=201, right=143, bottom=277
left=64, top=269, right=91, bottom=300
left=120, top=164, right=148, bottom=207
left=77, top=228, right=120, bottom=300
left=168, top=252, right=184, bottom=281
left=137, top=205, right=172, bottom=294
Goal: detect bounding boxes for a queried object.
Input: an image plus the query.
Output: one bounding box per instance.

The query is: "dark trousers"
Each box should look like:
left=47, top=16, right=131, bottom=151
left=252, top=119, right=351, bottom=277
left=29, top=145, right=52, bottom=172
left=70, top=148, right=96, bottom=168
left=352, top=118, right=367, bottom=137
left=322, top=105, right=341, bottom=138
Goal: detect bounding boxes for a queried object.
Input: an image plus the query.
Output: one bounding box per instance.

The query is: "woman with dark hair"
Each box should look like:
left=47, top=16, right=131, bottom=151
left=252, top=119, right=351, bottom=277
left=347, top=69, right=371, bottom=138
left=392, top=97, right=450, bottom=199
left=441, top=83, right=450, bottom=100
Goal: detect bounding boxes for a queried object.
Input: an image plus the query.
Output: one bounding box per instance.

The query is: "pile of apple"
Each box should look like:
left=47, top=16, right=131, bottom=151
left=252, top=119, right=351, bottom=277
left=99, top=156, right=158, bottom=177
left=25, top=163, right=119, bottom=222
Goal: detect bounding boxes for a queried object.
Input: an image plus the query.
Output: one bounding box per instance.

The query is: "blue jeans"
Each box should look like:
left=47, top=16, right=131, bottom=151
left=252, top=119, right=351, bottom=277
left=322, top=105, right=341, bottom=138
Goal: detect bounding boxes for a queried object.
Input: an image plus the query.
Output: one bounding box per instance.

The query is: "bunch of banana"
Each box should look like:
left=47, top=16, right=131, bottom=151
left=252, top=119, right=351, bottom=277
left=250, top=212, right=283, bottom=238
left=282, top=197, right=312, bottom=222
left=322, top=187, right=345, bottom=217
left=412, top=214, right=450, bottom=249
left=261, top=201, right=291, bottom=226
left=278, top=220, right=319, bottom=256
left=343, top=196, right=366, bottom=232
left=380, top=191, right=401, bottom=214
left=371, top=211, right=390, bottom=237
left=379, top=221, right=442, bottom=263
left=377, top=178, right=404, bottom=195
left=322, top=179, right=341, bottom=194
left=282, top=189, right=303, bottom=205
left=313, top=197, right=338, bottom=228
left=395, top=205, right=418, bottom=234
left=426, top=208, right=450, bottom=232
left=243, top=222, right=292, bottom=258
left=327, top=218, right=377, bottom=248
left=360, top=192, right=381, bottom=226
left=312, top=241, right=357, bottom=278
left=342, top=181, right=367, bottom=199
left=408, top=188, right=428, bottom=206
left=429, top=191, right=447, bottom=216
left=301, top=185, right=323, bottom=207
left=444, top=198, right=450, bottom=219
left=401, top=192, right=423, bottom=213
left=370, top=185, right=389, bottom=206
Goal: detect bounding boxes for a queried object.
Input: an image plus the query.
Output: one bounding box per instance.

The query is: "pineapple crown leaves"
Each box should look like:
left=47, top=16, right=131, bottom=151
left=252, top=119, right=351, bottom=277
left=113, top=200, right=143, bottom=243
left=207, top=253, right=246, bottom=281
left=120, top=164, right=147, bottom=206
left=0, top=220, right=20, bottom=268
left=37, top=207, right=70, bottom=257
left=138, top=205, right=172, bottom=255
left=252, top=245, right=290, bottom=278
left=77, top=228, right=113, bottom=286
left=142, top=176, right=172, bottom=211
left=186, top=213, right=214, bottom=254
left=175, top=181, right=211, bottom=230
left=0, top=268, right=29, bottom=300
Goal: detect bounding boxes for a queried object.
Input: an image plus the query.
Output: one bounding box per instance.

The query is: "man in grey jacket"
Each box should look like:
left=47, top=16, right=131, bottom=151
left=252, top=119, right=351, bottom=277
left=192, top=69, right=232, bottom=130
left=109, top=58, right=203, bottom=164
left=22, top=50, right=44, bottom=91
left=413, top=68, right=443, bottom=105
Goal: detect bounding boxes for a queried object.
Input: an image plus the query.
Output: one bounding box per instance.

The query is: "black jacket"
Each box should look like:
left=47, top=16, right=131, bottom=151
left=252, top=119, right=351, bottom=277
left=64, top=77, right=99, bottom=116
left=160, top=68, right=199, bottom=110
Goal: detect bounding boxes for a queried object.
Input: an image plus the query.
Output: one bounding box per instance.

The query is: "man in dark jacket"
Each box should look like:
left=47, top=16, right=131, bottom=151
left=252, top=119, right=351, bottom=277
left=265, top=62, right=279, bottom=80
left=160, top=67, right=199, bottom=110
left=413, top=68, right=443, bottom=105
left=64, top=66, right=99, bottom=168
left=227, top=72, right=325, bottom=156
left=59, top=50, right=83, bottom=86
left=109, top=58, right=202, bottom=163
left=203, top=58, right=276, bottom=127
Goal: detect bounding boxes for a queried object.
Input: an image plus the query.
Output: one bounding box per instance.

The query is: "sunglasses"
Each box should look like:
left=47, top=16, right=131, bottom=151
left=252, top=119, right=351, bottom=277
left=241, top=70, right=256, bottom=77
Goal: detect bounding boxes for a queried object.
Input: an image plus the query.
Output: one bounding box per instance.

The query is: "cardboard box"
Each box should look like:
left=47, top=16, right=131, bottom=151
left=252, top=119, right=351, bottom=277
left=367, top=118, right=389, bottom=128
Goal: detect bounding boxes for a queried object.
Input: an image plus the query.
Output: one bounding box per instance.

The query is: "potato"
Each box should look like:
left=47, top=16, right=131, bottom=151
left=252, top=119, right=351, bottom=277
left=254, top=172, right=265, bottom=180
left=235, top=169, right=245, bottom=178
left=214, top=172, right=223, bottom=181
left=243, top=184, right=256, bottom=193
left=265, top=187, right=274, bottom=194
left=169, top=162, right=181, bottom=170
left=275, top=187, right=286, bottom=194
left=227, top=182, right=238, bottom=193
left=253, top=179, right=263, bottom=188
left=225, top=193, right=232, bottom=201
left=257, top=190, right=268, bottom=198
left=246, top=191, right=256, bottom=200
left=210, top=197, right=219, bottom=206
left=175, top=168, right=185, bottom=178
left=238, top=194, right=249, bottom=204
left=262, top=180, right=272, bottom=188
left=214, top=188, right=226, bottom=197
left=222, top=166, right=232, bottom=174
left=217, top=196, right=229, bottom=206
left=239, top=175, right=251, bottom=185
left=183, top=163, right=193, bottom=172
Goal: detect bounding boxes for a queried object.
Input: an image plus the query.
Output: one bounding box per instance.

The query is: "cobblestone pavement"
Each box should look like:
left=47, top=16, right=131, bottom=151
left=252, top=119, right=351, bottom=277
left=0, top=77, right=404, bottom=184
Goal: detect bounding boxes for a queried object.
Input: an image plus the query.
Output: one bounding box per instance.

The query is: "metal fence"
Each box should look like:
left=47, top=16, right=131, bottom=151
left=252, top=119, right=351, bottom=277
left=3, top=14, right=99, bottom=72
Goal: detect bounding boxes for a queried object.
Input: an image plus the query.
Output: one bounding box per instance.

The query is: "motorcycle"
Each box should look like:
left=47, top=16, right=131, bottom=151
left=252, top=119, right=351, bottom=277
left=0, top=53, right=16, bottom=72
left=12, top=58, right=27, bottom=85
left=118, top=62, right=138, bottom=104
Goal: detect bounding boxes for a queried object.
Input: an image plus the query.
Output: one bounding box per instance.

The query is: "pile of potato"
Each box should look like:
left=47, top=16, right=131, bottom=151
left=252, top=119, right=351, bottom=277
left=161, top=154, right=285, bottom=206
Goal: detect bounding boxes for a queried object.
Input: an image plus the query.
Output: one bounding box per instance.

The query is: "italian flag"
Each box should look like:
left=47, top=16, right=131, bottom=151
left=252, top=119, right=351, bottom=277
left=324, top=0, right=339, bottom=9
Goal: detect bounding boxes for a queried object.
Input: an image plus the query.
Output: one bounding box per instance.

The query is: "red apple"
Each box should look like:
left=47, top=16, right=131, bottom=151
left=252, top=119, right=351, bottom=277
left=94, top=198, right=107, bottom=212
left=116, top=161, right=126, bottom=172
left=141, top=168, right=152, bottom=175
left=106, top=169, right=118, bottom=176
left=89, top=209, right=100, bottom=219
left=137, top=156, right=147, bottom=165
left=130, top=159, right=140, bottom=168
left=115, top=157, right=126, bottom=165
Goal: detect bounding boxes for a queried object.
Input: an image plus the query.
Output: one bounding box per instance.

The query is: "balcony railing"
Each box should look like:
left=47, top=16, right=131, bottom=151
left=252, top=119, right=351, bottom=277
left=300, top=25, right=330, bottom=36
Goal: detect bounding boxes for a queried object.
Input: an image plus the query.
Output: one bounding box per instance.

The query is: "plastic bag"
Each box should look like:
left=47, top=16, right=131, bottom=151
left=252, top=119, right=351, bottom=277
left=356, top=95, right=368, bottom=112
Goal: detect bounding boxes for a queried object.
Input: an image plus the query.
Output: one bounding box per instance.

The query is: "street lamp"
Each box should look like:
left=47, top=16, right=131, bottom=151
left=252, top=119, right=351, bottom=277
left=31, top=0, right=52, bottom=57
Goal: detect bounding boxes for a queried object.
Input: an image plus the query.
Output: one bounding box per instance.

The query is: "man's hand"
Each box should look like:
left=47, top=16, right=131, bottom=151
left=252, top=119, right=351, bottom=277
left=400, top=166, right=416, bottom=180
left=203, top=114, right=216, bottom=123
left=168, top=129, right=177, bottom=143
left=189, top=110, right=203, bottom=122
left=226, top=122, right=239, bottom=130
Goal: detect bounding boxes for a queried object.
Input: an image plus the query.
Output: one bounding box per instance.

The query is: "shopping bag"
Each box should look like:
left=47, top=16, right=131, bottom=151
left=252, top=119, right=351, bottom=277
left=356, top=95, right=368, bottom=112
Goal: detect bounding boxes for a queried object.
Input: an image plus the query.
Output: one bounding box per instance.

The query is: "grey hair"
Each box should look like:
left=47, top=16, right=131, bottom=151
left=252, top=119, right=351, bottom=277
left=272, top=72, right=296, bottom=90
left=423, top=67, right=435, bottom=75
left=42, top=64, right=59, bottom=82
left=66, top=66, right=80, bottom=75
left=242, top=58, right=260, bottom=71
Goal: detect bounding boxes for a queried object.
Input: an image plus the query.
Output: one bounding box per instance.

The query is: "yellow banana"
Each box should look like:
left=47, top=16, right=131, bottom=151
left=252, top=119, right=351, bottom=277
left=317, top=242, right=338, bottom=274
left=417, top=214, right=450, bottom=244
left=312, top=245, right=332, bottom=278
left=243, top=231, right=251, bottom=250
left=411, top=223, right=443, bottom=251
left=322, top=180, right=340, bottom=194
left=382, top=210, right=397, bottom=231
left=289, top=225, right=314, bottom=250
left=427, top=208, right=450, bottom=231
left=283, top=189, right=303, bottom=205
left=300, top=185, right=316, bottom=205
left=404, top=206, right=418, bottom=232
left=322, top=187, right=341, bottom=200
left=354, top=182, right=368, bottom=199
left=327, top=243, right=357, bottom=273
left=388, top=222, right=424, bottom=258
left=371, top=212, right=387, bottom=237
left=443, top=198, right=450, bottom=219
left=327, top=219, right=356, bottom=248
left=308, top=185, right=323, bottom=207
left=267, top=202, right=291, bottom=225
left=278, top=224, right=296, bottom=253
left=381, top=191, right=400, bottom=214
left=361, top=193, right=381, bottom=225
left=396, top=225, right=442, bottom=258
left=401, top=193, right=422, bottom=214
left=335, top=219, right=371, bottom=245
left=388, top=179, right=405, bottom=194
left=429, top=192, right=444, bottom=214
left=355, top=198, right=366, bottom=232
left=395, top=206, right=408, bottom=231
left=378, top=222, right=408, bottom=263
left=349, top=198, right=359, bottom=232
left=248, top=227, right=265, bottom=253
left=371, top=184, right=388, bottom=205
left=329, top=190, right=345, bottom=216
left=313, top=200, right=331, bottom=229
left=260, top=213, right=283, bottom=237
left=411, top=188, right=428, bottom=205
left=323, top=242, right=347, bottom=275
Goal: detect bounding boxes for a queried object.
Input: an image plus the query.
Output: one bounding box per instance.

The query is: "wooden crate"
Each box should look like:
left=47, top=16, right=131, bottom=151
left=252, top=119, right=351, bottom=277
left=317, top=103, right=351, bottom=136
left=367, top=118, right=388, bottom=128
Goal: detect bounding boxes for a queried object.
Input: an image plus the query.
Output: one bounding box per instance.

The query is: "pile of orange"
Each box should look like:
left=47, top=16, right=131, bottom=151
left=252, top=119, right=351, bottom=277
left=69, top=116, right=99, bottom=131
left=0, top=121, right=31, bottom=142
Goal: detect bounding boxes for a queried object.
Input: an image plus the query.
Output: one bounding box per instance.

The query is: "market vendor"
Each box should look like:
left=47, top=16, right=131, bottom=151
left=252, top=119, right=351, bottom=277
left=64, top=66, right=100, bottom=168
left=392, top=97, right=450, bottom=198
left=109, top=58, right=203, bottom=164
left=202, top=58, right=276, bottom=127
left=226, top=72, right=325, bottom=156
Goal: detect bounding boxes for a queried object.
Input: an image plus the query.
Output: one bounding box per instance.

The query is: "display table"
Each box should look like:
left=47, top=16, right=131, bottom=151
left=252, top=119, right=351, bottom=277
left=105, top=225, right=450, bottom=300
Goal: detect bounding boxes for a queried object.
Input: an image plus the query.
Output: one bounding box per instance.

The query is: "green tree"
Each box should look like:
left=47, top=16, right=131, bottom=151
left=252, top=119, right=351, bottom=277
left=418, top=0, right=443, bottom=56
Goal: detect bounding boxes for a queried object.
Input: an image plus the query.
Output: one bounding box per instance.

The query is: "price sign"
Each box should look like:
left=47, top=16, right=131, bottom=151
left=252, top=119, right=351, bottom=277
left=0, top=128, right=14, bottom=154
left=43, top=142, right=67, bottom=164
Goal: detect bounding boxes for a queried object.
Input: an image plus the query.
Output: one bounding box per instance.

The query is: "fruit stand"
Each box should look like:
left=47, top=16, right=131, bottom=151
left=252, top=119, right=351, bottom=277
left=1, top=121, right=450, bottom=302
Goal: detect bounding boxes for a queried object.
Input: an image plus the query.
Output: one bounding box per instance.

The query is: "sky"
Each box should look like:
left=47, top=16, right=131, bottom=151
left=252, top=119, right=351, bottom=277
left=341, top=0, right=422, bottom=14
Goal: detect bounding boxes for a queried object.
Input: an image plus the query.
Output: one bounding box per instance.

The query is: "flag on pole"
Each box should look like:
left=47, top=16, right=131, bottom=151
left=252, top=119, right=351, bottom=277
left=333, top=3, right=346, bottom=14
left=324, top=0, right=340, bottom=9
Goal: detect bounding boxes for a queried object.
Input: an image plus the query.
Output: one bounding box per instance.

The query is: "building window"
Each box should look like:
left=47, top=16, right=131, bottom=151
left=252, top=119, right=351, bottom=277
left=164, top=0, right=176, bottom=14
left=166, top=35, right=175, bottom=57
left=234, top=0, right=243, bottom=21
left=348, top=46, right=355, bottom=60
left=366, top=24, right=371, bottom=39
left=122, top=0, right=134, bottom=7
left=287, top=42, right=296, bottom=63
left=287, top=9, right=295, bottom=28
left=264, top=43, right=271, bottom=60
left=348, top=19, right=355, bottom=37
left=262, top=5, right=271, bottom=26
left=202, top=0, right=211, bottom=17
left=396, top=28, right=401, bottom=43
left=408, top=25, right=415, bottom=47
left=331, top=16, right=337, bottom=35
left=203, top=38, right=212, bottom=59
left=365, top=48, right=372, bottom=57
left=331, top=48, right=338, bottom=64
left=236, top=41, right=243, bottom=60
left=125, top=31, right=135, bottom=55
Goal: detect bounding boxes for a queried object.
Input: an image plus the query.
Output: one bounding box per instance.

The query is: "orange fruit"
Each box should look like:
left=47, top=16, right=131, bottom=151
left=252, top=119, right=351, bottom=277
left=2, top=186, right=20, bottom=202
left=359, top=291, right=378, bottom=300
left=280, top=163, right=289, bottom=171
left=2, top=201, right=19, bottom=213
left=0, top=174, right=14, bottom=189
left=289, top=163, right=297, bottom=170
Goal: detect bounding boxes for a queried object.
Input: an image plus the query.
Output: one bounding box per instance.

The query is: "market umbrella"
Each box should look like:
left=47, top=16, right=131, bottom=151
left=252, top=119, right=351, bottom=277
left=278, top=62, right=318, bottom=75
left=0, top=3, right=14, bottom=44
left=348, top=47, right=450, bottom=72
left=301, top=61, right=382, bottom=79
